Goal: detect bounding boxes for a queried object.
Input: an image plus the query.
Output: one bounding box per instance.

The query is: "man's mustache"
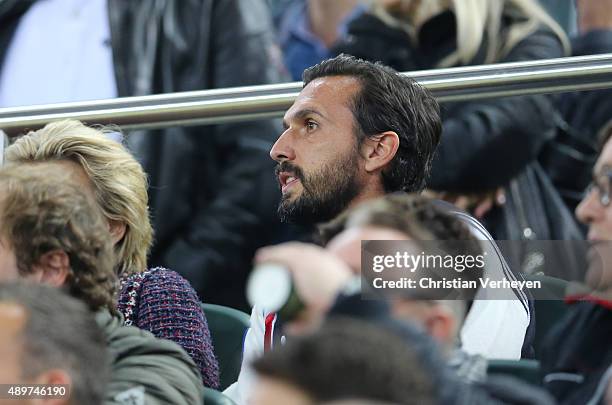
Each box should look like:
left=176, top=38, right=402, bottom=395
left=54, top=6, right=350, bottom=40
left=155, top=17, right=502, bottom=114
left=275, top=162, right=305, bottom=184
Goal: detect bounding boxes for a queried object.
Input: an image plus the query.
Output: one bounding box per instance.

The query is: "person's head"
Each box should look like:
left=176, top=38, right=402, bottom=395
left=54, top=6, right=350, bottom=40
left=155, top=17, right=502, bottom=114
left=252, top=318, right=435, bottom=405
left=576, top=125, right=612, bottom=294
left=5, top=119, right=152, bottom=275
left=0, top=282, right=109, bottom=405
left=271, top=54, right=441, bottom=225
left=372, top=0, right=569, bottom=67
left=320, top=193, right=481, bottom=350
left=577, top=124, right=612, bottom=241
left=0, top=163, right=117, bottom=312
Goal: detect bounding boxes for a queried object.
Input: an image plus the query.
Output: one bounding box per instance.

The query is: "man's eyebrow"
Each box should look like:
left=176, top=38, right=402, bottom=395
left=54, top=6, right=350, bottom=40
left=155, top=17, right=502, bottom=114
left=294, top=108, right=325, bottom=120
left=283, top=108, right=326, bottom=128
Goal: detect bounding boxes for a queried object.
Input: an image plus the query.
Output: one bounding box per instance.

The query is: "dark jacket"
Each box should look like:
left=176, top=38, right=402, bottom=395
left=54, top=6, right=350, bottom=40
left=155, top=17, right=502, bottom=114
left=542, top=29, right=612, bottom=211
left=540, top=300, right=612, bottom=405
left=0, top=0, right=285, bottom=309
left=97, top=310, right=204, bottom=405
left=111, top=0, right=285, bottom=309
left=333, top=9, right=563, bottom=191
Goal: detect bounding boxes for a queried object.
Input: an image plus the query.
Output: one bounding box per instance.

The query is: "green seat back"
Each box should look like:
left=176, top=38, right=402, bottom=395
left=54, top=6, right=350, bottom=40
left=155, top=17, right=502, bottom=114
left=487, top=359, right=541, bottom=386
left=204, top=387, right=238, bottom=405
left=523, top=274, right=570, bottom=358
left=202, top=303, right=251, bottom=390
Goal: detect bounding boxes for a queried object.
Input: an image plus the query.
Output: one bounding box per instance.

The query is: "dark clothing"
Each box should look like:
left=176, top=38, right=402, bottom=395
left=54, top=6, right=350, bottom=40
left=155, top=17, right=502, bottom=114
left=111, top=0, right=285, bottom=309
left=559, top=30, right=612, bottom=139
left=97, top=310, right=204, bottom=405
left=543, top=29, right=612, bottom=211
left=540, top=300, right=612, bottom=405
left=329, top=294, right=556, bottom=405
left=0, top=0, right=285, bottom=309
left=333, top=9, right=563, bottom=192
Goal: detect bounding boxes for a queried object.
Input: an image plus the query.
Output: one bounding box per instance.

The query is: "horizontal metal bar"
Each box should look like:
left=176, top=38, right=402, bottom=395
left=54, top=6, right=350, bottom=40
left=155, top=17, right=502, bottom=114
left=1, top=53, right=612, bottom=135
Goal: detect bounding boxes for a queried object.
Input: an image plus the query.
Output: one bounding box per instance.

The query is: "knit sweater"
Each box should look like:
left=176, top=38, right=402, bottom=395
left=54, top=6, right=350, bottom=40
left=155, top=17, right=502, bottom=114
left=118, top=267, right=220, bottom=389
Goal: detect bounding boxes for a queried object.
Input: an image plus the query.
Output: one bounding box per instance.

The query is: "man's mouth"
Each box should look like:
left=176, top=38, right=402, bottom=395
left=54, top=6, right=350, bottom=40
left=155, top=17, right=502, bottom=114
left=278, top=172, right=301, bottom=194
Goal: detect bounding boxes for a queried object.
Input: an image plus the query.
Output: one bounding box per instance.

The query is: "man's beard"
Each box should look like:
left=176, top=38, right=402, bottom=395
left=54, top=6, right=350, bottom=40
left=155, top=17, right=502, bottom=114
left=276, top=151, right=361, bottom=225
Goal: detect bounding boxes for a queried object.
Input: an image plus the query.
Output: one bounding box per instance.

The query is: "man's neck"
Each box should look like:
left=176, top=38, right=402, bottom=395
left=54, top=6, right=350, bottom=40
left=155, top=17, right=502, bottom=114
left=307, top=0, right=359, bottom=48
left=347, top=185, right=386, bottom=210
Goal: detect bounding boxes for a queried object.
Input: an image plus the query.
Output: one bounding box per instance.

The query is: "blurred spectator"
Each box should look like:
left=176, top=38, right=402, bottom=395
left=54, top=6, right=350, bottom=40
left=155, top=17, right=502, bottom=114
left=323, top=195, right=535, bottom=360
left=252, top=317, right=556, bottom=405
left=232, top=198, right=537, bottom=404
left=320, top=194, right=488, bottom=383
left=540, top=125, right=612, bottom=404
left=0, top=283, right=109, bottom=405
left=0, top=163, right=204, bottom=404
left=277, top=0, right=364, bottom=80
left=0, top=0, right=285, bottom=310
left=260, top=194, right=526, bottom=373
left=5, top=120, right=220, bottom=389
left=333, top=0, right=584, bottom=261
left=251, top=318, right=438, bottom=405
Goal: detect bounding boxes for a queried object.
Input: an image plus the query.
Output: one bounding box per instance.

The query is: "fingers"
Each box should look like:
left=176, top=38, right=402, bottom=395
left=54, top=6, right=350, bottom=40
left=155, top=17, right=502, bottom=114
left=255, top=242, right=313, bottom=267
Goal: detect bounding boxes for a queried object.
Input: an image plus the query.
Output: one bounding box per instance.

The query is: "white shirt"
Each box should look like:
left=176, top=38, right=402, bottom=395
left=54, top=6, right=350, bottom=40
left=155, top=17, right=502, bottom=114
left=0, top=0, right=116, bottom=107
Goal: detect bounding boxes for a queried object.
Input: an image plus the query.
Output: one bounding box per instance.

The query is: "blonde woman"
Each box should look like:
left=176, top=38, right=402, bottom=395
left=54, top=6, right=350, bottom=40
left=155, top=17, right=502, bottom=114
left=5, top=120, right=220, bottom=389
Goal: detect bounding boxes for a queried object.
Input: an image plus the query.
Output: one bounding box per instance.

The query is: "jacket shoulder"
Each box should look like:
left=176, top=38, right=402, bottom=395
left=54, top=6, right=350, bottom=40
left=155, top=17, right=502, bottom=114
left=99, top=312, right=204, bottom=404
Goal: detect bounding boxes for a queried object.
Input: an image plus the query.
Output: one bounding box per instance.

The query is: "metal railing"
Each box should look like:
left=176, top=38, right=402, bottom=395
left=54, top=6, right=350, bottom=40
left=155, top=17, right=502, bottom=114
left=1, top=53, right=612, bottom=135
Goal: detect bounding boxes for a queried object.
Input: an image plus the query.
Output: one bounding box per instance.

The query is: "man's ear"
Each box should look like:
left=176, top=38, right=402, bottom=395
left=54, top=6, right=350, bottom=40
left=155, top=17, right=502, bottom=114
left=109, top=220, right=126, bottom=245
left=424, top=307, right=457, bottom=348
left=30, top=250, right=70, bottom=287
left=32, top=369, right=71, bottom=405
left=361, top=131, right=400, bottom=173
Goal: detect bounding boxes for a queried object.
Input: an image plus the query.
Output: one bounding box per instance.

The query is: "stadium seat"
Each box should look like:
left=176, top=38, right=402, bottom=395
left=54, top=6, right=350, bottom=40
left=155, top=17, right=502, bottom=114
left=487, top=359, right=541, bottom=386
left=523, top=274, right=570, bottom=358
left=201, top=303, right=251, bottom=390
left=204, top=387, right=238, bottom=405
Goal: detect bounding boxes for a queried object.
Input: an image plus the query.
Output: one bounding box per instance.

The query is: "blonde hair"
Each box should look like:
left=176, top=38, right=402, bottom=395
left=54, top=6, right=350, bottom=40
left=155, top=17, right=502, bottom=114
left=4, top=120, right=153, bottom=276
left=372, top=0, right=570, bottom=67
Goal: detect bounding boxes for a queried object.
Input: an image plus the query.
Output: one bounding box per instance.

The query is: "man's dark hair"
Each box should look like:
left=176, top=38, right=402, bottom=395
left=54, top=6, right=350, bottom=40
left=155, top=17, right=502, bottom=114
left=0, top=282, right=109, bottom=405
left=253, top=318, right=435, bottom=405
left=303, top=54, right=442, bottom=193
left=0, top=163, right=117, bottom=312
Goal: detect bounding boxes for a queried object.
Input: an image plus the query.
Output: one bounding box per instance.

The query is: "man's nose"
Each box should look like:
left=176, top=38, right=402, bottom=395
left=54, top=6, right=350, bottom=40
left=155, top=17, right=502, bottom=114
left=576, top=188, right=604, bottom=225
left=270, top=131, right=295, bottom=162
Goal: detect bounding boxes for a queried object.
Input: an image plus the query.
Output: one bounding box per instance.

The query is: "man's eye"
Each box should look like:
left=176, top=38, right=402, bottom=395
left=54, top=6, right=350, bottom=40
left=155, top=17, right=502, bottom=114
left=306, top=120, right=318, bottom=131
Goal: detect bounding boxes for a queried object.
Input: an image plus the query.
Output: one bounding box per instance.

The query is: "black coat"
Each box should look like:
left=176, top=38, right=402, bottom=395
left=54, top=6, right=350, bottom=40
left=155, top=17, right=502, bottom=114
left=0, top=0, right=286, bottom=308
left=543, top=29, right=612, bottom=211
left=541, top=301, right=612, bottom=404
